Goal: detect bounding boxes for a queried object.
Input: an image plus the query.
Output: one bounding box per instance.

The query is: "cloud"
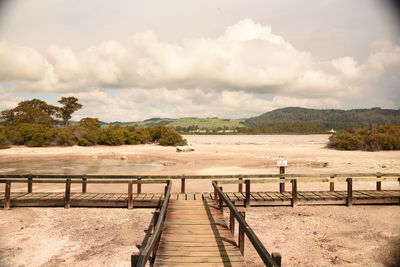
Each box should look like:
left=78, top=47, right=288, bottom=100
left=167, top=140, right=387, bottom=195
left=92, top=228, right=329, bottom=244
left=0, top=19, right=399, bottom=120
left=1, top=19, right=398, bottom=97
left=66, top=88, right=341, bottom=121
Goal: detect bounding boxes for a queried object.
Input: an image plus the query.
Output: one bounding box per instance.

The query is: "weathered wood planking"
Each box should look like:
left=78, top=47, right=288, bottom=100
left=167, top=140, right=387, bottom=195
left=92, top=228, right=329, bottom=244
left=154, top=199, right=246, bottom=267
left=1, top=190, right=399, bottom=209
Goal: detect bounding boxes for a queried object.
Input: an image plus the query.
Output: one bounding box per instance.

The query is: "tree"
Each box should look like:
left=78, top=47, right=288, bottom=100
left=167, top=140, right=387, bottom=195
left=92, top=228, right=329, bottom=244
left=0, top=99, right=59, bottom=126
left=58, top=97, right=82, bottom=126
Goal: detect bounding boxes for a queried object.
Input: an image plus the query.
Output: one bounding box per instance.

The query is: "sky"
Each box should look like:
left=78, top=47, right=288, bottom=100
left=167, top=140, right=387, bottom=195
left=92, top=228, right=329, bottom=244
left=0, top=0, right=399, bottom=122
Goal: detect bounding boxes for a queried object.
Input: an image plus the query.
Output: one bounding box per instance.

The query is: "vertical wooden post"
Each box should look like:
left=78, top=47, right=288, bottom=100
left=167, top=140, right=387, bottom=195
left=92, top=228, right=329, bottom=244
left=181, top=177, right=186, bottom=193
left=376, top=172, right=382, bottom=191
left=347, top=178, right=353, bottom=206
left=218, top=187, right=223, bottom=213
left=82, top=177, right=87, bottom=193
left=245, top=180, right=250, bottom=208
left=28, top=175, right=33, bottom=193
left=164, top=185, right=168, bottom=196
left=137, top=178, right=142, bottom=194
left=291, top=179, right=297, bottom=207
left=330, top=175, right=335, bottom=192
left=65, top=178, right=71, bottom=209
left=229, top=209, right=235, bottom=234
left=238, top=177, right=243, bottom=193
left=131, top=254, right=139, bottom=266
left=4, top=180, right=11, bottom=210
left=279, top=166, right=285, bottom=193
left=238, top=211, right=245, bottom=255
left=128, top=180, right=133, bottom=209
left=272, top=252, right=282, bottom=267
left=214, top=182, right=218, bottom=201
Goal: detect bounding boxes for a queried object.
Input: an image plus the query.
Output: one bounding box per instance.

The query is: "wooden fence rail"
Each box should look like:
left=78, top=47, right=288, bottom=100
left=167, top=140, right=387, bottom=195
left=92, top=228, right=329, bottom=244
left=132, top=180, right=172, bottom=267
left=1, top=172, right=399, bottom=194
left=214, top=176, right=400, bottom=207
left=0, top=178, right=169, bottom=210
left=212, top=181, right=282, bottom=267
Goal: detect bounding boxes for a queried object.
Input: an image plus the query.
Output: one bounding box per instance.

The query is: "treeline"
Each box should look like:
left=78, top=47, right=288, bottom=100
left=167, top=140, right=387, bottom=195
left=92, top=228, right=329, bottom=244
left=238, top=121, right=328, bottom=134
left=0, top=98, right=186, bottom=149
left=245, top=107, right=400, bottom=130
left=328, top=123, right=400, bottom=151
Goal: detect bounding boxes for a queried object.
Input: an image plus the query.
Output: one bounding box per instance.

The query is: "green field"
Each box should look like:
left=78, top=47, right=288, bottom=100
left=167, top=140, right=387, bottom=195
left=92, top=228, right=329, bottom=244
left=107, top=117, right=245, bottom=129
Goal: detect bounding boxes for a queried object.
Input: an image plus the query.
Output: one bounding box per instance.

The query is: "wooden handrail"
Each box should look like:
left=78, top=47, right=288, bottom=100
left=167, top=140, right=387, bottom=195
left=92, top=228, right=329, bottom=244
left=212, top=181, right=281, bottom=267
left=215, top=177, right=400, bottom=184
left=0, top=172, right=398, bottom=180
left=132, top=180, right=172, bottom=267
left=0, top=179, right=170, bottom=184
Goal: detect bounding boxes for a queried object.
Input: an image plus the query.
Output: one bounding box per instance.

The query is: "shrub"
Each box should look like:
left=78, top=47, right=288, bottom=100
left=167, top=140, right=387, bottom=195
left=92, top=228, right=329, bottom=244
left=5, top=123, right=55, bottom=147
left=124, top=126, right=151, bottom=144
left=329, top=123, right=400, bottom=151
left=54, top=127, right=77, bottom=146
left=0, top=132, right=10, bottom=149
left=98, top=125, right=126, bottom=145
left=158, top=127, right=187, bottom=146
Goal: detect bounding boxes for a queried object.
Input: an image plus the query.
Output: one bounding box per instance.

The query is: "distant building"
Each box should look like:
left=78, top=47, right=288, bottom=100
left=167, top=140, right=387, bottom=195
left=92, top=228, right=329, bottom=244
left=329, top=129, right=336, bottom=133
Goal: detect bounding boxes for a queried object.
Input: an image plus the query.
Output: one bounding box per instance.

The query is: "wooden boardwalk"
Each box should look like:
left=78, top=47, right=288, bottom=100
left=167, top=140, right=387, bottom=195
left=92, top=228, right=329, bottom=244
left=1, top=190, right=399, bottom=208
left=154, top=199, right=246, bottom=267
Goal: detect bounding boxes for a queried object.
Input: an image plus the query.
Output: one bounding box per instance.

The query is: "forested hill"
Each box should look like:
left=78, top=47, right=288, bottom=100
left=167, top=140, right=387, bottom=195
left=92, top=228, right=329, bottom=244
left=244, top=107, right=400, bottom=130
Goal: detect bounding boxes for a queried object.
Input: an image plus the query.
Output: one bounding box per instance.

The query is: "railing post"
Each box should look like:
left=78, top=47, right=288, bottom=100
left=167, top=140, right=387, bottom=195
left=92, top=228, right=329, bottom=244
left=4, top=180, right=11, bottom=210
left=218, top=187, right=223, bottom=213
left=229, top=209, right=235, bottom=234
left=164, top=184, right=168, bottom=196
left=238, top=210, right=245, bottom=255
left=137, top=178, right=142, bottom=194
left=272, top=252, right=282, bottom=267
left=238, top=177, right=243, bottom=193
left=181, top=176, right=186, bottom=193
left=376, top=172, right=382, bottom=191
left=347, top=178, right=353, bottom=206
left=330, top=175, right=335, bottom=192
left=65, top=178, right=71, bottom=209
left=131, top=254, right=139, bottom=267
left=245, top=180, right=250, bottom=208
left=128, top=180, right=133, bottom=209
left=214, top=182, right=218, bottom=201
left=291, top=179, right=297, bottom=207
left=28, top=174, right=33, bottom=193
left=279, top=166, right=285, bottom=193
left=82, top=175, right=87, bottom=193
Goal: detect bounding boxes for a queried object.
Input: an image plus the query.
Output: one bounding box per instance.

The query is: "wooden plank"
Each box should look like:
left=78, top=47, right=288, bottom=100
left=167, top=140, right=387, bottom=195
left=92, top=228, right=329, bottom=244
left=154, top=255, right=244, bottom=263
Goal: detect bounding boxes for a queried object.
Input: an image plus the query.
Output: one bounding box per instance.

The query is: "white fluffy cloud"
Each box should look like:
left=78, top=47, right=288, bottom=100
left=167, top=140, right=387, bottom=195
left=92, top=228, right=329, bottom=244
left=0, top=19, right=399, bottom=121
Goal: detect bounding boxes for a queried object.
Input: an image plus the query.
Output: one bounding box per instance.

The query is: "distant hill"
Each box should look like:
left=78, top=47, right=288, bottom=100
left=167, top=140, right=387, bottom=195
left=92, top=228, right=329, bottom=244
left=103, top=117, right=245, bottom=130
left=244, top=107, right=400, bottom=130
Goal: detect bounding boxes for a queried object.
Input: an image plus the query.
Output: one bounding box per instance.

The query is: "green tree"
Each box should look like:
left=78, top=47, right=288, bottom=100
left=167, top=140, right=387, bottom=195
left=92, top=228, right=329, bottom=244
left=0, top=99, right=59, bottom=126
left=58, top=97, right=82, bottom=126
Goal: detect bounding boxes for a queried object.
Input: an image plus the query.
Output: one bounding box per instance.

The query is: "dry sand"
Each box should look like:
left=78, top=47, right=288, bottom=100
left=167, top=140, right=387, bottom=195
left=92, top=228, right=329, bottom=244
left=0, top=135, right=399, bottom=266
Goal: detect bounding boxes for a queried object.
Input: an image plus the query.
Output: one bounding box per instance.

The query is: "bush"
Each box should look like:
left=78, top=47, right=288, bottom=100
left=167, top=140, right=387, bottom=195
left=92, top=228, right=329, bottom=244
left=158, top=127, right=187, bottom=146
left=328, top=123, right=400, bottom=151
left=98, top=125, right=126, bottom=145
left=54, top=127, right=77, bottom=146
left=5, top=123, right=55, bottom=147
left=0, top=132, right=10, bottom=149
left=124, top=126, right=151, bottom=144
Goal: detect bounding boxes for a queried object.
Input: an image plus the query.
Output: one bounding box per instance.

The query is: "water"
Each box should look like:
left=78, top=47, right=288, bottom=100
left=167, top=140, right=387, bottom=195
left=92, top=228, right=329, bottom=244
left=0, top=158, right=164, bottom=175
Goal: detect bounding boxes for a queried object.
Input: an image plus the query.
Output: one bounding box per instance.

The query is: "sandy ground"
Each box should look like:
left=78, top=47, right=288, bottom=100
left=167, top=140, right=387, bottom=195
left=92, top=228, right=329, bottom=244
left=0, top=135, right=399, bottom=266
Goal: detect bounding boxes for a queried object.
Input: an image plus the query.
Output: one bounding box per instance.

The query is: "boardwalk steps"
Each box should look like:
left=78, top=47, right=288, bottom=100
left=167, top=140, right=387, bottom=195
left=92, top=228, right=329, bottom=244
left=154, top=199, right=246, bottom=267
left=1, top=190, right=399, bottom=208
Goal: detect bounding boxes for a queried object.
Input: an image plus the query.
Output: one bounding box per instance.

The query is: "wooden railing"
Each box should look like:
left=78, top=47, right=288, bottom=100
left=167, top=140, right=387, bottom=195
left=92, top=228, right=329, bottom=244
left=216, top=176, right=400, bottom=207
left=2, top=172, right=399, bottom=194
left=0, top=177, right=170, bottom=210
left=132, top=180, right=172, bottom=267
left=212, top=181, right=282, bottom=267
